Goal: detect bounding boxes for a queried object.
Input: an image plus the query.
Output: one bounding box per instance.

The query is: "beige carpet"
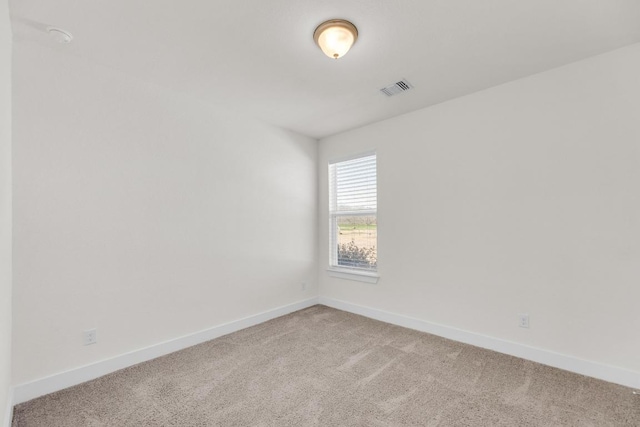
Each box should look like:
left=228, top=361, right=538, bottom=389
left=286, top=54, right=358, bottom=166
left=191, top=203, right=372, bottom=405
left=12, top=305, right=640, bottom=426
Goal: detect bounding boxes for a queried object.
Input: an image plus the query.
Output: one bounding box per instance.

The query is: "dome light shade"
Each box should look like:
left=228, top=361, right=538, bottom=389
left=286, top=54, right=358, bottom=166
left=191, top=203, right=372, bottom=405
left=313, top=19, right=358, bottom=59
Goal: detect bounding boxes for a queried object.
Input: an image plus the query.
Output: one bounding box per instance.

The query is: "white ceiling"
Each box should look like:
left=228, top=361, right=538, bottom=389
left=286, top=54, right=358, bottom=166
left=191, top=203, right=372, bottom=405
left=10, top=0, right=640, bottom=139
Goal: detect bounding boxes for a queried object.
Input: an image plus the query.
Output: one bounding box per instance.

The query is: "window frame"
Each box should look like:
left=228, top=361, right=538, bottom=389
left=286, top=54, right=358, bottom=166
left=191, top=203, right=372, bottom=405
left=327, top=151, right=379, bottom=283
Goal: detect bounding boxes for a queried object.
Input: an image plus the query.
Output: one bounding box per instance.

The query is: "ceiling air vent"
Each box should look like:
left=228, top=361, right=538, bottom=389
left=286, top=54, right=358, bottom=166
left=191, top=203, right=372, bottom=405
left=380, top=79, right=414, bottom=97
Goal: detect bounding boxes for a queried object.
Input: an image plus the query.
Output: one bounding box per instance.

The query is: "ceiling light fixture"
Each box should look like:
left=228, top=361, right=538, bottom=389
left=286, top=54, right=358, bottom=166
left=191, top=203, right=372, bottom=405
left=313, top=19, right=358, bottom=59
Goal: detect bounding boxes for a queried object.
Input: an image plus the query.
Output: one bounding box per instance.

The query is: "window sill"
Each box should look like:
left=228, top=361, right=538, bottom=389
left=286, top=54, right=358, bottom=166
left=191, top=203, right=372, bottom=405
left=326, top=268, right=380, bottom=284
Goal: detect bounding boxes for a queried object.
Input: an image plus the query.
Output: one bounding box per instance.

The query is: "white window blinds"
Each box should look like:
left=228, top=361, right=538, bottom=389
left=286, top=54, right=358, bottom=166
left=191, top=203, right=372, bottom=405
left=329, top=154, right=377, bottom=213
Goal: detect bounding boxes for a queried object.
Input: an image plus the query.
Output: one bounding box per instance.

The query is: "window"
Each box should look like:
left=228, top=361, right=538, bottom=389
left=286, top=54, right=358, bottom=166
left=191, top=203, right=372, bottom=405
left=329, top=153, right=377, bottom=277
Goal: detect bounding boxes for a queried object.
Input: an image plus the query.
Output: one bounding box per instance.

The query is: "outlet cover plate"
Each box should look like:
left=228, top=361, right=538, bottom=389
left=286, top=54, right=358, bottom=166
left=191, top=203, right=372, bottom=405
left=83, top=329, right=97, bottom=345
left=518, top=314, right=530, bottom=329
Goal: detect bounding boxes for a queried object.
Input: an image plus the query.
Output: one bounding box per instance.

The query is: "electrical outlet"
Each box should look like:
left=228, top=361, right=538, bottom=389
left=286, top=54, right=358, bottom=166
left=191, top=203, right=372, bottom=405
left=301, top=282, right=307, bottom=291
left=83, top=329, right=97, bottom=345
left=518, top=314, right=530, bottom=329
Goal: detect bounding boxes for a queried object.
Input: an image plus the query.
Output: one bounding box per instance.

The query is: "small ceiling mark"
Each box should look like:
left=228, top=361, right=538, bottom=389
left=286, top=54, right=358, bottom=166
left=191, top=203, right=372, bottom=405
left=47, top=27, right=73, bottom=44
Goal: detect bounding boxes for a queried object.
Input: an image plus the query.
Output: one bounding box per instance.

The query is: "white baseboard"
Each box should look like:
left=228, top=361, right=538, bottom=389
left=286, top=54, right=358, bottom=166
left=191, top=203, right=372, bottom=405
left=12, top=295, right=639, bottom=406
left=318, top=296, right=640, bottom=390
left=13, top=297, right=319, bottom=405
left=3, top=389, right=13, bottom=427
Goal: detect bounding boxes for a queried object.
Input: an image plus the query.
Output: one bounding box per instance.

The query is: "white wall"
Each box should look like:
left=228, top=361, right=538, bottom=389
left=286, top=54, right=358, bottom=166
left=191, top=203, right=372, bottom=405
left=319, top=43, right=640, bottom=375
left=12, top=41, right=318, bottom=385
left=0, top=0, right=12, bottom=424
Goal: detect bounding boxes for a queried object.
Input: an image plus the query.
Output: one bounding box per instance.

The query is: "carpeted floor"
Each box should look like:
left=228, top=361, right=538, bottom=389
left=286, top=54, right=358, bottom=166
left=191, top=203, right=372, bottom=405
left=12, top=305, right=640, bottom=426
